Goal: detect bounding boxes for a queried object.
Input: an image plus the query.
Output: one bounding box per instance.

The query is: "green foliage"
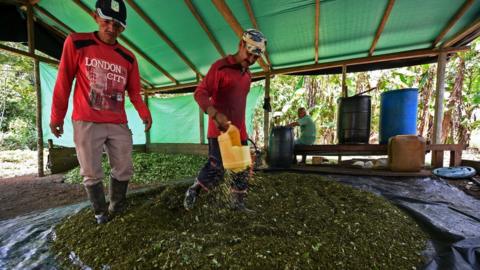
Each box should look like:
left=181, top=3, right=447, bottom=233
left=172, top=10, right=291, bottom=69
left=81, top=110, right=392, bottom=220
left=0, top=42, right=36, bottom=150
left=53, top=173, right=427, bottom=269
left=0, top=118, right=37, bottom=149
left=250, top=38, right=480, bottom=146
left=63, top=152, right=206, bottom=185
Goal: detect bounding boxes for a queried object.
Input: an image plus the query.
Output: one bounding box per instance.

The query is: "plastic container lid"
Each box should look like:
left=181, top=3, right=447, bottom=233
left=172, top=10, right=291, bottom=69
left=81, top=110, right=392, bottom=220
left=432, top=166, right=477, bottom=179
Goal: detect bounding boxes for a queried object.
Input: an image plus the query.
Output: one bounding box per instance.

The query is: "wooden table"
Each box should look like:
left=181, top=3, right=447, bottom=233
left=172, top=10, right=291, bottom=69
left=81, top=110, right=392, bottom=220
left=294, top=144, right=466, bottom=168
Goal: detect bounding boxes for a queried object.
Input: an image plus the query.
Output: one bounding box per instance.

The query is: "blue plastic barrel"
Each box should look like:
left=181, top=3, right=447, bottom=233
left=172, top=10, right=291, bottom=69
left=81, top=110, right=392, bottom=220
left=379, top=88, right=418, bottom=144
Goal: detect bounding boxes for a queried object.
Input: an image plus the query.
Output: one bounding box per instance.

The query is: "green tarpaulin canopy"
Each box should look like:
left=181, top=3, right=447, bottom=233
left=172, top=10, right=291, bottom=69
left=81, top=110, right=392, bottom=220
left=29, top=0, right=480, bottom=92
left=40, top=62, right=264, bottom=147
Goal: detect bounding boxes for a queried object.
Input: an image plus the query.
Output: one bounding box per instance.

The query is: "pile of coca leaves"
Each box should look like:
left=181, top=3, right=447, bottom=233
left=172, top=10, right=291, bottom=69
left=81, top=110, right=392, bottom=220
left=52, top=172, right=427, bottom=269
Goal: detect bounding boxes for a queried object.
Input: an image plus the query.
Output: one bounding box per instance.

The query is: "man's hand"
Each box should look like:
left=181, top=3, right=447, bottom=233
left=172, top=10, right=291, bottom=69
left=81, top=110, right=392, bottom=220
left=206, top=106, right=229, bottom=132
left=288, top=121, right=299, bottom=127
left=144, top=116, right=152, bottom=132
left=50, top=122, right=64, bottom=138
left=214, top=112, right=229, bottom=132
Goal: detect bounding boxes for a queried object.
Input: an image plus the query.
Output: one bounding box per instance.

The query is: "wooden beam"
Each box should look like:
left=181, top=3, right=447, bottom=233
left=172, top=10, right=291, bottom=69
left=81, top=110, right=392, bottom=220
left=295, top=143, right=464, bottom=153
left=146, top=46, right=468, bottom=93
left=140, top=81, right=149, bottom=89
left=0, top=0, right=25, bottom=5
left=185, top=0, right=225, bottom=57
left=242, top=0, right=272, bottom=68
left=265, top=46, right=468, bottom=76
left=119, top=38, right=180, bottom=86
left=442, top=14, right=480, bottom=48
left=34, top=5, right=75, bottom=33
left=314, top=0, right=320, bottom=63
left=27, top=3, right=44, bottom=177
left=33, top=8, right=70, bottom=40
left=432, top=52, right=446, bottom=144
left=36, top=18, right=68, bottom=41
left=199, top=107, right=205, bottom=144
left=146, top=81, right=199, bottom=94
left=141, top=78, right=154, bottom=89
left=433, top=0, right=474, bottom=47
left=211, top=0, right=270, bottom=72
left=342, top=65, right=347, bottom=97
left=125, top=0, right=202, bottom=78
left=243, top=0, right=258, bottom=29
left=369, top=0, right=395, bottom=56
left=143, top=90, right=150, bottom=152
left=72, top=0, right=178, bottom=85
left=148, top=143, right=208, bottom=156
left=0, top=43, right=59, bottom=65
left=263, top=73, right=271, bottom=149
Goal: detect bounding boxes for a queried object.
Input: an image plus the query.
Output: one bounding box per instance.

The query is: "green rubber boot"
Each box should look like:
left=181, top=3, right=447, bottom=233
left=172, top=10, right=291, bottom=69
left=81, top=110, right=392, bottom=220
left=85, top=182, right=109, bottom=224
left=108, top=177, right=129, bottom=216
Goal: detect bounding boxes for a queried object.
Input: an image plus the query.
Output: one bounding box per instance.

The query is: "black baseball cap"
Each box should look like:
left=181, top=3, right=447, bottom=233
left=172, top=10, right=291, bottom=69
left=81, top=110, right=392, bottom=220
left=95, top=0, right=127, bottom=28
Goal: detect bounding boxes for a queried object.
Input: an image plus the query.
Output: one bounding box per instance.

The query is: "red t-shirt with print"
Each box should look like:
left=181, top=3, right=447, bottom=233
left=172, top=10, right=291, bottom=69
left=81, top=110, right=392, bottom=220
left=50, top=32, right=151, bottom=125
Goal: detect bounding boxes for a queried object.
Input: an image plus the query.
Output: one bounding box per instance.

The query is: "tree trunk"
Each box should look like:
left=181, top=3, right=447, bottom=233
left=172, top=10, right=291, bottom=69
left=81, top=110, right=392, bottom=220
left=418, top=67, right=434, bottom=137
left=441, top=111, right=452, bottom=143
left=306, top=77, right=318, bottom=110
left=452, top=57, right=465, bottom=144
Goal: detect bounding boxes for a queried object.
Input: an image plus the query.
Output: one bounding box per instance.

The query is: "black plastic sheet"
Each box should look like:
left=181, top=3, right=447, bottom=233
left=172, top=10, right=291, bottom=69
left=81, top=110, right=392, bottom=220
left=0, top=202, right=86, bottom=269
left=327, top=174, right=480, bottom=269
left=1, top=174, right=479, bottom=269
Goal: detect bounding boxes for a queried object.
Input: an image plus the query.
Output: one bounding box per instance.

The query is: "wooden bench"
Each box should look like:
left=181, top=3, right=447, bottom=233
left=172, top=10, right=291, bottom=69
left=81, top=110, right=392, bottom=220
left=294, top=144, right=466, bottom=168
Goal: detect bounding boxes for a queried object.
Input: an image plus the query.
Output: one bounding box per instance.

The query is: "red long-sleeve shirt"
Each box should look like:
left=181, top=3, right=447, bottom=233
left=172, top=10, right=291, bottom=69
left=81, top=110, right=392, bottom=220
left=194, top=55, right=251, bottom=141
left=50, top=32, right=151, bottom=125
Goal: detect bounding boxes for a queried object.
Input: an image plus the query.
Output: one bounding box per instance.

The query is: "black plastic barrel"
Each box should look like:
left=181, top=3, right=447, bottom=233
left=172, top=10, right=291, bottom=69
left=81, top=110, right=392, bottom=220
left=337, top=95, right=371, bottom=144
left=267, top=126, right=294, bottom=168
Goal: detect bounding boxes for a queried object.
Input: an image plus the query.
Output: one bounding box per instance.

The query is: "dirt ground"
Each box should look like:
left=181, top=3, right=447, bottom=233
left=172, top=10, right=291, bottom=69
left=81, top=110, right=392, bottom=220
left=0, top=173, right=155, bottom=221
left=0, top=173, right=85, bottom=220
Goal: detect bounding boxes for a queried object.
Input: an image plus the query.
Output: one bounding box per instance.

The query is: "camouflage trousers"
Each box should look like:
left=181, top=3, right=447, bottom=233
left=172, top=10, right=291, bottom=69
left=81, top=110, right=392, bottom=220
left=196, top=138, right=249, bottom=192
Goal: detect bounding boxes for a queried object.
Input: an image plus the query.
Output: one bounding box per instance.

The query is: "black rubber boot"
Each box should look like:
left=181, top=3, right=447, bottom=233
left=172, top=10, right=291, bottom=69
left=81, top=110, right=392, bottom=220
left=85, top=182, right=109, bottom=224
left=230, top=192, right=255, bottom=213
left=108, top=177, right=129, bottom=216
left=184, top=179, right=202, bottom=211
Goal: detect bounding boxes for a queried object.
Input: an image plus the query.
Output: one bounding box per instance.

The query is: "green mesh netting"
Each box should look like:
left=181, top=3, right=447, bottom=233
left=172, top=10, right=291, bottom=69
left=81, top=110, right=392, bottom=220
left=40, top=63, right=264, bottom=146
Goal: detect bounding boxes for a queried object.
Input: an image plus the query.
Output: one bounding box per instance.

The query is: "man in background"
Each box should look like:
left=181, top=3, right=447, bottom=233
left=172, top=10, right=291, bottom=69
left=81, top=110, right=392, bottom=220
left=289, top=107, right=316, bottom=164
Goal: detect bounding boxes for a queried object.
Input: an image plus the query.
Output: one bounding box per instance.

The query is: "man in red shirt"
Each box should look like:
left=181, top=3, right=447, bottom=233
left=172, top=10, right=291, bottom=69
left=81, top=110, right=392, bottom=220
left=50, top=0, right=152, bottom=224
left=184, top=29, right=267, bottom=212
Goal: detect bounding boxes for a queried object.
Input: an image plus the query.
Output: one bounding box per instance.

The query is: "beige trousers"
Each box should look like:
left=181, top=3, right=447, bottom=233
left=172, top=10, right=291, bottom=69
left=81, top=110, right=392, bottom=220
left=73, top=121, right=133, bottom=186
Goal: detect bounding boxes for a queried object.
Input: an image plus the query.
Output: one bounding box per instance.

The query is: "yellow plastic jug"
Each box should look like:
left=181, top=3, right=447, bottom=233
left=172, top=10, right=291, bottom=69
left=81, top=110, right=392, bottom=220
left=218, top=124, right=251, bottom=172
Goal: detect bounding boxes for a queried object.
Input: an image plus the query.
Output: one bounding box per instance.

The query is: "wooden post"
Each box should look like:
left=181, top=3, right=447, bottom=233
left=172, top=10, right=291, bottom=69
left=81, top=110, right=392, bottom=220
left=27, top=3, right=44, bottom=177
left=199, top=107, right=205, bottom=144
left=143, top=90, right=150, bottom=152
left=432, top=52, right=447, bottom=167
left=342, top=65, right=348, bottom=97
left=263, top=74, right=271, bottom=149
left=433, top=52, right=446, bottom=144
left=339, top=65, right=348, bottom=162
